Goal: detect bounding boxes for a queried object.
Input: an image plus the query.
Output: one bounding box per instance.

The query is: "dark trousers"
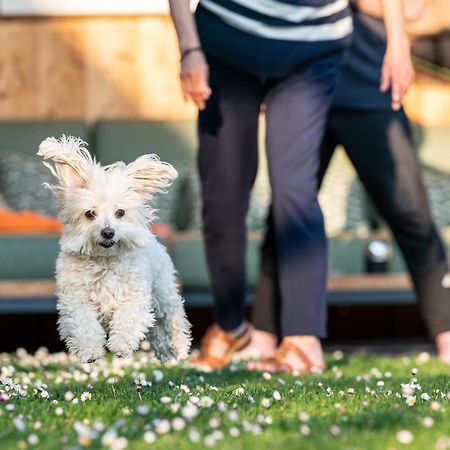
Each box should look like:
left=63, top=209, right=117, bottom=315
left=198, top=54, right=343, bottom=337
left=253, top=108, right=450, bottom=338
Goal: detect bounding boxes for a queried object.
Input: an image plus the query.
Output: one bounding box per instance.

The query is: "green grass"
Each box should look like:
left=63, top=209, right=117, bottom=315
left=0, top=349, right=449, bottom=450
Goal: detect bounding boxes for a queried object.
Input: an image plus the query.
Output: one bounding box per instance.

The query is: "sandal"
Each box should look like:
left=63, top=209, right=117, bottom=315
left=189, top=323, right=253, bottom=370
left=247, top=339, right=326, bottom=375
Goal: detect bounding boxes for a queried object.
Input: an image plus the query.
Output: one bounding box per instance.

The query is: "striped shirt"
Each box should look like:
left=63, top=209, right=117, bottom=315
left=195, top=0, right=353, bottom=77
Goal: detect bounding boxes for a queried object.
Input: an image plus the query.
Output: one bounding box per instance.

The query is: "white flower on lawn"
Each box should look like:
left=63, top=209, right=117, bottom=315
left=80, top=392, right=92, bottom=402
left=431, top=401, right=441, bottom=411
left=143, top=431, right=156, bottom=444
left=204, top=434, right=216, bottom=447
left=160, top=396, right=172, bottom=404
left=200, top=396, right=214, bottom=407
left=218, top=401, right=227, bottom=412
left=171, top=403, right=181, bottom=413
left=155, top=419, right=171, bottom=434
left=153, top=370, right=164, bottom=382
left=298, top=411, right=310, bottom=422
left=261, top=398, right=271, bottom=408
left=300, top=424, right=311, bottom=436
left=188, top=428, right=201, bottom=443
left=55, top=407, right=64, bottom=416
left=122, top=407, right=131, bottom=416
left=422, top=416, right=434, bottom=428
left=33, top=422, right=42, bottom=430
left=377, top=381, right=385, bottom=387
left=406, top=396, right=416, bottom=407
left=13, top=416, right=26, bottom=432
left=234, top=387, right=245, bottom=396
left=420, top=393, right=431, bottom=401
left=209, top=417, right=221, bottom=428
left=172, top=417, right=186, bottom=431
left=227, top=410, right=239, bottom=421
left=396, top=429, right=413, bottom=445
left=347, top=388, right=355, bottom=395
left=181, top=404, right=199, bottom=421
left=229, top=427, right=240, bottom=437
left=40, top=390, right=49, bottom=399
left=64, top=391, right=74, bottom=402
left=110, top=436, right=128, bottom=450
left=136, top=405, right=149, bottom=415
left=190, top=396, right=200, bottom=405
left=411, top=368, right=418, bottom=376
left=330, top=425, right=341, bottom=436
left=262, top=372, right=272, bottom=380
left=27, top=434, right=39, bottom=446
left=273, top=390, right=281, bottom=401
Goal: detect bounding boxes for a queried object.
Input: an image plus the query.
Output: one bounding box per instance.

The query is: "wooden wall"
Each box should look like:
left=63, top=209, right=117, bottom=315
left=0, top=15, right=196, bottom=122
left=0, top=2, right=448, bottom=124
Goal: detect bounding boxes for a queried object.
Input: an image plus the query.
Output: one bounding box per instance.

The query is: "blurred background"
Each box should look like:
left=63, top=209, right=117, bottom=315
left=0, top=0, right=449, bottom=352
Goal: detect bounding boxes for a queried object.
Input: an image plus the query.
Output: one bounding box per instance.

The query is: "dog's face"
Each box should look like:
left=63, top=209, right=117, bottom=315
left=37, top=136, right=177, bottom=257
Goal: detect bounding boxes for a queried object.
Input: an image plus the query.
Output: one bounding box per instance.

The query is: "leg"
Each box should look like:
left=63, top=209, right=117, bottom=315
left=248, top=130, right=337, bottom=359
left=332, top=109, right=450, bottom=343
left=107, top=295, right=154, bottom=358
left=199, top=56, right=262, bottom=332
left=265, top=56, right=341, bottom=341
left=146, top=246, right=191, bottom=362
left=57, top=294, right=106, bottom=363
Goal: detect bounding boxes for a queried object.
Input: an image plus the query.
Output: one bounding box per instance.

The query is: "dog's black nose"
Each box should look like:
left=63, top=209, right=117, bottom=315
left=101, top=227, right=115, bottom=239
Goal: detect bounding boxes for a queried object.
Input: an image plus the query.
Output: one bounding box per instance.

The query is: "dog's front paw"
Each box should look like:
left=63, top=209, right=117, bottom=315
left=77, top=346, right=105, bottom=363
left=107, top=337, right=134, bottom=359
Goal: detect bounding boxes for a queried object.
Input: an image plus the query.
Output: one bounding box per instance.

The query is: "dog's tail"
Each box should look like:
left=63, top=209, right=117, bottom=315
left=146, top=256, right=191, bottom=362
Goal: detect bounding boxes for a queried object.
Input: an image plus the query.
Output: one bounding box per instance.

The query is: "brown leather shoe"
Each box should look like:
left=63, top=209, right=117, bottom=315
left=189, top=324, right=253, bottom=370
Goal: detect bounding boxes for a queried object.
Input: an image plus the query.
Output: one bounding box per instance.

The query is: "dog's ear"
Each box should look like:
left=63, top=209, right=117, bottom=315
left=124, top=154, right=178, bottom=196
left=37, top=136, right=93, bottom=190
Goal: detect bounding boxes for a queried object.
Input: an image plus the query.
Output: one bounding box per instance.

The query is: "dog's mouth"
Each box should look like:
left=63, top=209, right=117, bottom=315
left=99, top=240, right=116, bottom=248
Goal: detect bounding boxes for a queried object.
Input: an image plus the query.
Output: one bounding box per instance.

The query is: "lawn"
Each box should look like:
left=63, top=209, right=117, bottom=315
left=0, top=348, right=449, bottom=450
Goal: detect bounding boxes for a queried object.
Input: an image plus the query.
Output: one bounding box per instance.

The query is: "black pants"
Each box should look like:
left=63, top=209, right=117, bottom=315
left=199, top=54, right=343, bottom=337
left=253, top=108, right=450, bottom=338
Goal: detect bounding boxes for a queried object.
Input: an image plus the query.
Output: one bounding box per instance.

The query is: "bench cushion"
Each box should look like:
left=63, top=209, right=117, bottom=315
left=94, top=120, right=197, bottom=168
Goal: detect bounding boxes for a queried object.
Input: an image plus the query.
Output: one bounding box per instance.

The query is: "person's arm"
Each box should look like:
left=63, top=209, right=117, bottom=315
left=352, top=0, right=426, bottom=22
left=168, top=0, right=211, bottom=110
left=353, top=0, right=420, bottom=110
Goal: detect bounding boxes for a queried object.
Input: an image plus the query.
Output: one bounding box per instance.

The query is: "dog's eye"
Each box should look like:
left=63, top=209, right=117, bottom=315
left=85, top=210, right=96, bottom=220
left=115, top=209, right=125, bottom=218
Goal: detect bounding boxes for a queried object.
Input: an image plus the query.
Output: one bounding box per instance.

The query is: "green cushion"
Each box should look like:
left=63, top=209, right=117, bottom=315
left=94, top=120, right=197, bottom=169
left=0, top=235, right=59, bottom=280
left=0, top=121, right=90, bottom=157
left=169, top=232, right=262, bottom=289
left=0, top=153, right=58, bottom=217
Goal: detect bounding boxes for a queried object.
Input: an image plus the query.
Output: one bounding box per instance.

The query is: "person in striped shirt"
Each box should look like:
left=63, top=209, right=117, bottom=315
left=169, top=0, right=413, bottom=372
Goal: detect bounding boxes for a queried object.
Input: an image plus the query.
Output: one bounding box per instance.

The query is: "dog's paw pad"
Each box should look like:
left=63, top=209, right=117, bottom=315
left=78, top=347, right=105, bottom=363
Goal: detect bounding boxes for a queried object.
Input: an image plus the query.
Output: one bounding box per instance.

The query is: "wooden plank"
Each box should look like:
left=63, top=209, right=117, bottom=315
left=0, top=274, right=412, bottom=300
left=0, top=280, right=55, bottom=298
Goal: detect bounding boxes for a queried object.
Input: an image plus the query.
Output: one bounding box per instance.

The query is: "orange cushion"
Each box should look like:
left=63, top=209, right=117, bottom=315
left=0, top=207, right=63, bottom=234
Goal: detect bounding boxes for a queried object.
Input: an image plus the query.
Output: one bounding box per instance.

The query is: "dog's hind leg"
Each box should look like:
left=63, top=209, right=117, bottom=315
left=146, top=261, right=191, bottom=362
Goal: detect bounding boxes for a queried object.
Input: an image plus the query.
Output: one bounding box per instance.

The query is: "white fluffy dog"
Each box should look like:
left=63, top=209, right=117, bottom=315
left=37, top=135, right=191, bottom=363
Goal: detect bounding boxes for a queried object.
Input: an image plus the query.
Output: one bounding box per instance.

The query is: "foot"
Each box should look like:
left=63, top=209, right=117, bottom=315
left=77, top=346, right=105, bottom=363
left=234, top=329, right=277, bottom=361
left=247, top=336, right=326, bottom=375
left=188, top=323, right=253, bottom=370
left=107, top=336, right=135, bottom=359
left=436, top=331, right=450, bottom=364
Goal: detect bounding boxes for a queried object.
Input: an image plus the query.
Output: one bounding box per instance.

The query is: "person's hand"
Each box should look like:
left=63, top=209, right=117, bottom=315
left=380, top=35, right=415, bottom=111
left=180, top=49, right=212, bottom=110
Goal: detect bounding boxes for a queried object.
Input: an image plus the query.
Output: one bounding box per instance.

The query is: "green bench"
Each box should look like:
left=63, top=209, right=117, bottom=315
left=0, top=119, right=449, bottom=312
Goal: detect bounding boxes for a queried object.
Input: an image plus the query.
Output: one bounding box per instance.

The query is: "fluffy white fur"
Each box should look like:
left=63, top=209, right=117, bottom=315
left=37, top=135, right=191, bottom=363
